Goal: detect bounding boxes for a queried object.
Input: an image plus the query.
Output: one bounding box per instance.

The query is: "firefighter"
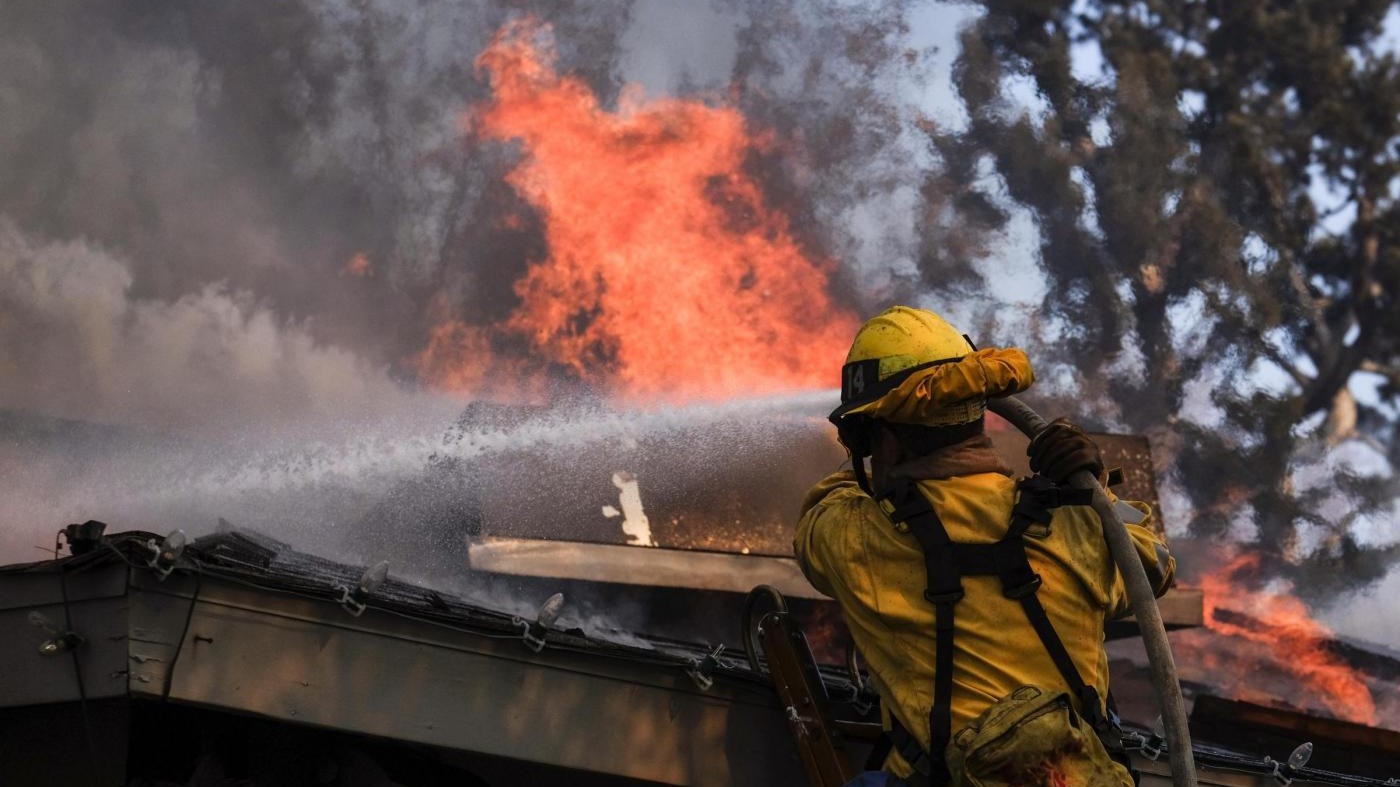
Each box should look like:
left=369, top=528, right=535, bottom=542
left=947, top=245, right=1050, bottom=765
left=796, top=306, right=1175, bottom=787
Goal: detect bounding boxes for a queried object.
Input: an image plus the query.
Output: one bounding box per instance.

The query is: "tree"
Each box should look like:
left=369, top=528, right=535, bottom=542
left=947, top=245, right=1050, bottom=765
left=929, top=0, right=1400, bottom=595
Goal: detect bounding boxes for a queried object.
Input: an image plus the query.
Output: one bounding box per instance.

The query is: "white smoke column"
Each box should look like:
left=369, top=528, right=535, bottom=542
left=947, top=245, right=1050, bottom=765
left=0, top=221, right=424, bottom=436
left=0, top=221, right=465, bottom=561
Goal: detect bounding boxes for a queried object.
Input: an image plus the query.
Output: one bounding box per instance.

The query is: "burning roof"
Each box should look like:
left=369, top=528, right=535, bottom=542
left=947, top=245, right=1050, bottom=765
left=3, top=527, right=1398, bottom=786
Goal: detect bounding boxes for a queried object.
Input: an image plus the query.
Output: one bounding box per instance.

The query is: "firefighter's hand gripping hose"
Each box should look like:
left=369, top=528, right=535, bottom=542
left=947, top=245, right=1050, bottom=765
left=989, top=396, right=1198, bottom=787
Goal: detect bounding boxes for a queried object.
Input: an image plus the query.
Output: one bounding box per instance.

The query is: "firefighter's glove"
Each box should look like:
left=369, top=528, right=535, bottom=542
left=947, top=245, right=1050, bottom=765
left=1027, top=417, right=1104, bottom=484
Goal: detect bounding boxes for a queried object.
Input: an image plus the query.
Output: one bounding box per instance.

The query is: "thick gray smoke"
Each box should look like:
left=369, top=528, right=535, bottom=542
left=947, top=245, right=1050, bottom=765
left=0, top=221, right=423, bottom=436
left=0, top=1, right=959, bottom=562
left=0, top=1, right=631, bottom=385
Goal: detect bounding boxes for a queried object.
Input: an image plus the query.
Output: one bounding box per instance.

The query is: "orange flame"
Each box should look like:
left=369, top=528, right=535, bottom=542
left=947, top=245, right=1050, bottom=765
left=417, top=19, right=857, bottom=402
left=342, top=252, right=373, bottom=278
left=1189, top=553, right=1377, bottom=725
left=418, top=321, right=492, bottom=392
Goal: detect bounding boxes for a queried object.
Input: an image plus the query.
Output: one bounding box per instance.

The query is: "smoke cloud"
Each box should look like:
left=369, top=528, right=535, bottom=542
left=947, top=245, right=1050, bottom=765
left=0, top=1, right=943, bottom=416
left=0, top=1, right=645, bottom=394
left=5, top=0, right=1400, bottom=704
left=0, top=1, right=958, bottom=564
left=0, top=221, right=422, bottom=436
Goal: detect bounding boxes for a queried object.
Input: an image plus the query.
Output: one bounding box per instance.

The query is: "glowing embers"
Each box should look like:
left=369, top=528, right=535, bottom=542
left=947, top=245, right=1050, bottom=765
left=416, top=18, right=857, bottom=403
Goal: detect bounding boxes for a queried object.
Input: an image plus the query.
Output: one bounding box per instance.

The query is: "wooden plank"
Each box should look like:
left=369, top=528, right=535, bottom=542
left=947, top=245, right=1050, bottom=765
left=986, top=427, right=1164, bottom=538
left=1106, top=587, right=1204, bottom=640
left=467, top=536, right=826, bottom=600
left=467, top=537, right=1202, bottom=643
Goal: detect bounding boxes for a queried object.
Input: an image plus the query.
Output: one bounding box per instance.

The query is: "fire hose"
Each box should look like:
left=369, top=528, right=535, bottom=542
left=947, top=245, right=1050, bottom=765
left=988, top=396, right=1198, bottom=787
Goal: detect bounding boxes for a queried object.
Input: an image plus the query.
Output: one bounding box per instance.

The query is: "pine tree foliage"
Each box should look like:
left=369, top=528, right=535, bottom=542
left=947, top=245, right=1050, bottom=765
left=933, top=1, right=1400, bottom=593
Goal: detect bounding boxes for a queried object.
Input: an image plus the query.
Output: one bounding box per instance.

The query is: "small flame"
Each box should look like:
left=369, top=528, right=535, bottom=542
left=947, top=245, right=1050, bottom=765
left=417, top=321, right=492, bottom=393
left=413, top=320, right=550, bottom=403
left=342, top=252, right=373, bottom=278
left=417, top=19, right=857, bottom=402
left=1186, top=553, right=1377, bottom=725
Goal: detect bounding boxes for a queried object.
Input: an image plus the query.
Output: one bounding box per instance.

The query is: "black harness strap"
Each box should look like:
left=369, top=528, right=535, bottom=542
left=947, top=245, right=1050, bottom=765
left=1004, top=478, right=1107, bottom=728
left=886, top=483, right=963, bottom=785
left=881, top=477, right=1101, bottom=785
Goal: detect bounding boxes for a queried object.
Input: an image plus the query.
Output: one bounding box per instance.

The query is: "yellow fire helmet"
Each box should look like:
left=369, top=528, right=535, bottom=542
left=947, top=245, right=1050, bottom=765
left=828, top=306, right=1036, bottom=428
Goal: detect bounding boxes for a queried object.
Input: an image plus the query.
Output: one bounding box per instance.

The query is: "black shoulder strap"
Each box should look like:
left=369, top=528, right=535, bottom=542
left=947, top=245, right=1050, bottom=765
left=878, top=477, right=1107, bottom=784
left=1003, top=478, right=1107, bottom=728
left=883, top=481, right=960, bottom=785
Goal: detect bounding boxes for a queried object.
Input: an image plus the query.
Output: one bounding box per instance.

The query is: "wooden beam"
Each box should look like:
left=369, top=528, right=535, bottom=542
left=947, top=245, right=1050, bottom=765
left=467, top=537, right=1205, bottom=641
left=467, top=536, right=827, bottom=600
left=1107, top=587, right=1204, bottom=640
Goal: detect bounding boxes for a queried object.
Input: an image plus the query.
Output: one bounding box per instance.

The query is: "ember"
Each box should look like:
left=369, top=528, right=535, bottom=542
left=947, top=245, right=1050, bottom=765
left=342, top=252, right=374, bottom=278
left=1178, top=553, right=1378, bottom=725
left=416, top=19, right=857, bottom=402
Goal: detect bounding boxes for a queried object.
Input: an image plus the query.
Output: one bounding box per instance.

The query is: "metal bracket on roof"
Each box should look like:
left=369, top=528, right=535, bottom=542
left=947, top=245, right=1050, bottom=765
left=843, top=642, right=875, bottom=717
left=1264, top=743, right=1313, bottom=786
left=1140, top=732, right=1166, bottom=761
left=1131, top=716, right=1167, bottom=761
left=686, top=644, right=727, bottom=691
left=28, top=611, right=84, bottom=656
left=846, top=682, right=874, bottom=718
left=145, top=530, right=188, bottom=581
left=336, top=561, right=389, bottom=618
left=516, top=618, right=546, bottom=652
left=514, top=593, right=564, bottom=653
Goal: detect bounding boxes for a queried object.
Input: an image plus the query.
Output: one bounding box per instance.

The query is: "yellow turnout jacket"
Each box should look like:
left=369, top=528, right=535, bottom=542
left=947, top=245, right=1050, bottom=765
left=794, top=453, right=1174, bottom=779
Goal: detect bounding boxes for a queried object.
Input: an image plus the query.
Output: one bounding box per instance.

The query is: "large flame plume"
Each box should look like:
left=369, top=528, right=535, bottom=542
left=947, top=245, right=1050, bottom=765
left=416, top=19, right=858, bottom=402
left=1177, top=553, right=1378, bottom=725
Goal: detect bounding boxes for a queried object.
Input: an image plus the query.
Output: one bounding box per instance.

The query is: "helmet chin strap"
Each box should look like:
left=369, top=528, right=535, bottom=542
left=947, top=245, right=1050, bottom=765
left=837, top=419, right=876, bottom=496
left=851, top=453, right=873, bottom=496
